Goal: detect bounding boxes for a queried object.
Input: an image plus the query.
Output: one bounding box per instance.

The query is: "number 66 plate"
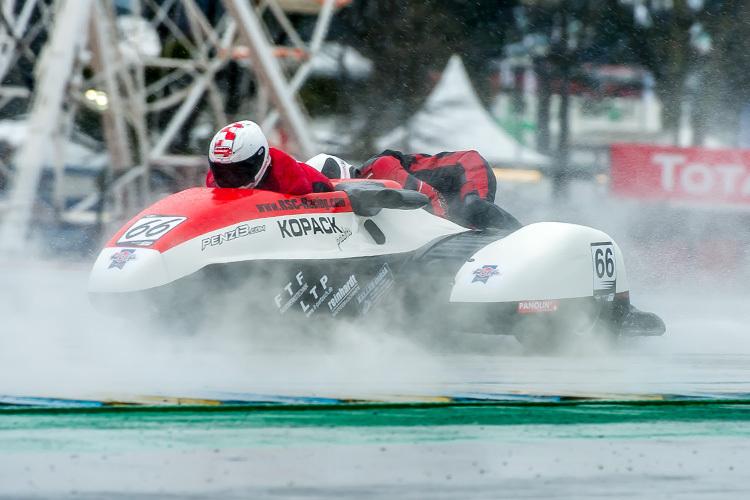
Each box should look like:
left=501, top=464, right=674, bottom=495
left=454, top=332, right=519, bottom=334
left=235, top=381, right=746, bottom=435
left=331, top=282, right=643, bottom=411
left=116, top=215, right=187, bottom=247
left=591, top=242, right=616, bottom=294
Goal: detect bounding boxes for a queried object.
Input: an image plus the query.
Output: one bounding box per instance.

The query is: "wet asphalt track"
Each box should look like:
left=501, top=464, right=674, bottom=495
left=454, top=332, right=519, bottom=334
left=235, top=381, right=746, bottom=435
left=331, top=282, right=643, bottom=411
left=2, top=183, right=750, bottom=498
left=1, top=259, right=749, bottom=499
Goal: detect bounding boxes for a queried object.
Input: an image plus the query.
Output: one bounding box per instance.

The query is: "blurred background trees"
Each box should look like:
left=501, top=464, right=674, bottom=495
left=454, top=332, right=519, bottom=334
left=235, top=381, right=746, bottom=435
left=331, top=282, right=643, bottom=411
left=325, top=0, right=515, bottom=153
left=4, top=0, right=750, bottom=152
left=310, top=0, right=750, bottom=153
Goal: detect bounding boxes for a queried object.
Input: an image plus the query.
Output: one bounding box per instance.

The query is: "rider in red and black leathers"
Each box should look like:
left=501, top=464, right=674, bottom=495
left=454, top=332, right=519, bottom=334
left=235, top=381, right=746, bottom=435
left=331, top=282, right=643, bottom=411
left=207, top=148, right=334, bottom=195
left=358, top=149, right=521, bottom=230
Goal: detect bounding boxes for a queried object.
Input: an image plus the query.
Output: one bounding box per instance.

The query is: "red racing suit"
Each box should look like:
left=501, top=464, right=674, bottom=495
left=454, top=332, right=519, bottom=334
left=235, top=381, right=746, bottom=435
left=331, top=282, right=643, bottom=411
left=207, top=147, right=334, bottom=195
left=359, top=149, right=497, bottom=223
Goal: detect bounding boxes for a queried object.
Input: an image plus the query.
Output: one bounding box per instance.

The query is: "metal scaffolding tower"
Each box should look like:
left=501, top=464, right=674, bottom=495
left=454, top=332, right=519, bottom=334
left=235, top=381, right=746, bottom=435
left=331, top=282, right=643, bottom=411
left=0, top=0, right=53, bottom=181
left=0, top=0, right=349, bottom=255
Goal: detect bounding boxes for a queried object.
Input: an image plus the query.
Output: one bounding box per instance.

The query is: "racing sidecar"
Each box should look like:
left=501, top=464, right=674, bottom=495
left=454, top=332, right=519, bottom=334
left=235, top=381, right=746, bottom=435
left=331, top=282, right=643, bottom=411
left=88, top=180, right=665, bottom=349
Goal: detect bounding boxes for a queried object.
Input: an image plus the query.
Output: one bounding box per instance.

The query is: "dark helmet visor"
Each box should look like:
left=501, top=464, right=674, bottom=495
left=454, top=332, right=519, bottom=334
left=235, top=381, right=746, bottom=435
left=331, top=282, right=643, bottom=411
left=210, top=147, right=266, bottom=188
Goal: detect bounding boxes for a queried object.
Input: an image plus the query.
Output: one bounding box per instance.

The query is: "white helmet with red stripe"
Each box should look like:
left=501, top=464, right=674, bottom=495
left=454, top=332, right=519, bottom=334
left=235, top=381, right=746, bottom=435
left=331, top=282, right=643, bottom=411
left=306, top=154, right=353, bottom=180
left=208, top=120, right=271, bottom=188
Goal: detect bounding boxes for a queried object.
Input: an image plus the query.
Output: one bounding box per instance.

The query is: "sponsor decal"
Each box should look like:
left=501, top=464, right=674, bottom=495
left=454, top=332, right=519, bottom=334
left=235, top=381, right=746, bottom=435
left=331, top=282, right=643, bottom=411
left=274, top=272, right=332, bottom=316
left=336, top=227, right=352, bottom=249
left=256, top=196, right=347, bottom=213
left=472, top=265, right=500, bottom=284
left=109, top=249, right=136, bottom=269
left=302, top=277, right=333, bottom=318
left=201, top=224, right=265, bottom=251
left=518, top=300, right=559, bottom=313
left=591, top=242, right=616, bottom=294
left=274, top=271, right=308, bottom=314
left=116, top=215, right=187, bottom=247
left=277, top=216, right=344, bottom=238
left=611, top=143, right=750, bottom=205
left=356, top=264, right=395, bottom=317
left=328, top=274, right=360, bottom=317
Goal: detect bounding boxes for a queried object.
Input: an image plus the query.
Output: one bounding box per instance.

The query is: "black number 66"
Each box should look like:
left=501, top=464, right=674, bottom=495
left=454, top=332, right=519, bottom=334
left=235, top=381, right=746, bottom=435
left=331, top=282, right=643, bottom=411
left=594, top=247, right=614, bottom=278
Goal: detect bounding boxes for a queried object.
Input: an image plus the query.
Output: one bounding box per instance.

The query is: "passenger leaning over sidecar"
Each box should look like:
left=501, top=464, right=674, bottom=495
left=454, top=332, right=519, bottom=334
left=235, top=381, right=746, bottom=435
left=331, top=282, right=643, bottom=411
left=306, top=150, right=521, bottom=230
left=206, top=120, right=334, bottom=195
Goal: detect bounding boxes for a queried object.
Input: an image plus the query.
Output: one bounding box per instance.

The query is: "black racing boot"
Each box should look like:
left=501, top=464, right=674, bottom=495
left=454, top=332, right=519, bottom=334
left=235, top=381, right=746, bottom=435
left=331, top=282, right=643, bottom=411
left=611, top=304, right=666, bottom=337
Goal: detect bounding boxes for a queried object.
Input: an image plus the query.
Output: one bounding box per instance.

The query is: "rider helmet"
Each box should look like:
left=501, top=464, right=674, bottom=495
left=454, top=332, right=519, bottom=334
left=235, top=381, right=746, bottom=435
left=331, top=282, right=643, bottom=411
left=208, top=120, right=271, bottom=188
left=306, top=154, right=354, bottom=180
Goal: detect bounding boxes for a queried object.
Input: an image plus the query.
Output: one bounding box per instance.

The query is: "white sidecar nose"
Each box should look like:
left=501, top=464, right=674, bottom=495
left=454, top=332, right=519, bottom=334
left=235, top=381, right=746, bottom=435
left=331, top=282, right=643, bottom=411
left=88, top=247, right=170, bottom=294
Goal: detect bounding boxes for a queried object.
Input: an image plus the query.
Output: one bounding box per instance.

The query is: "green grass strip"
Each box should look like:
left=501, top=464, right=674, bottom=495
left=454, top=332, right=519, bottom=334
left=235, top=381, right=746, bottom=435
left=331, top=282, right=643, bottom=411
left=1, top=400, right=749, bottom=432
left=1, top=400, right=749, bottom=454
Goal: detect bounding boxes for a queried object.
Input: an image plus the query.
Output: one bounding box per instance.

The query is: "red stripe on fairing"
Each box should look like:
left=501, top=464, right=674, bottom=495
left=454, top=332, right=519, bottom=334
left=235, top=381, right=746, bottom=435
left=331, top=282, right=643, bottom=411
left=105, top=187, right=355, bottom=252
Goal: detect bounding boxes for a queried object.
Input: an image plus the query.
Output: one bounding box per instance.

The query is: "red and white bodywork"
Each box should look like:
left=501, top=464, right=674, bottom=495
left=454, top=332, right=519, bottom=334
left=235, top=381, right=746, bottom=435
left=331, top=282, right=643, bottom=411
left=89, top=181, right=663, bottom=344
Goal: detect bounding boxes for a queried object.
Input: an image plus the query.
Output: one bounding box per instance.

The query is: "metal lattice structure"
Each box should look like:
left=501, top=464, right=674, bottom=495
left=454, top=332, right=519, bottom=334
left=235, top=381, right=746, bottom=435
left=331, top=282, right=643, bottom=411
left=0, top=1, right=51, bottom=111
left=0, top=0, right=53, bottom=182
left=0, top=0, right=349, bottom=255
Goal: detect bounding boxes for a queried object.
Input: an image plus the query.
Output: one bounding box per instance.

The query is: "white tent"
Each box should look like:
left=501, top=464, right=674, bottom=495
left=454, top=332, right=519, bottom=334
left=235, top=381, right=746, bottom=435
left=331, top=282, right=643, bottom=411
left=377, top=55, right=549, bottom=167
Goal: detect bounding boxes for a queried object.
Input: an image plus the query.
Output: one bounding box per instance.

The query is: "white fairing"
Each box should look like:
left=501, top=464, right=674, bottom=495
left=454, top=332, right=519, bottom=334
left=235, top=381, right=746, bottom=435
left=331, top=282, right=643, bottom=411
left=450, top=222, right=629, bottom=303
left=89, top=207, right=466, bottom=294
left=89, top=248, right=170, bottom=294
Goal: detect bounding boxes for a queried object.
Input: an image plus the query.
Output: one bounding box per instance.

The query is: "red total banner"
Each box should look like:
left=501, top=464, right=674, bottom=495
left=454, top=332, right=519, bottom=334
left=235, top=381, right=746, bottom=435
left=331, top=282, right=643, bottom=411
left=610, top=143, right=750, bottom=205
